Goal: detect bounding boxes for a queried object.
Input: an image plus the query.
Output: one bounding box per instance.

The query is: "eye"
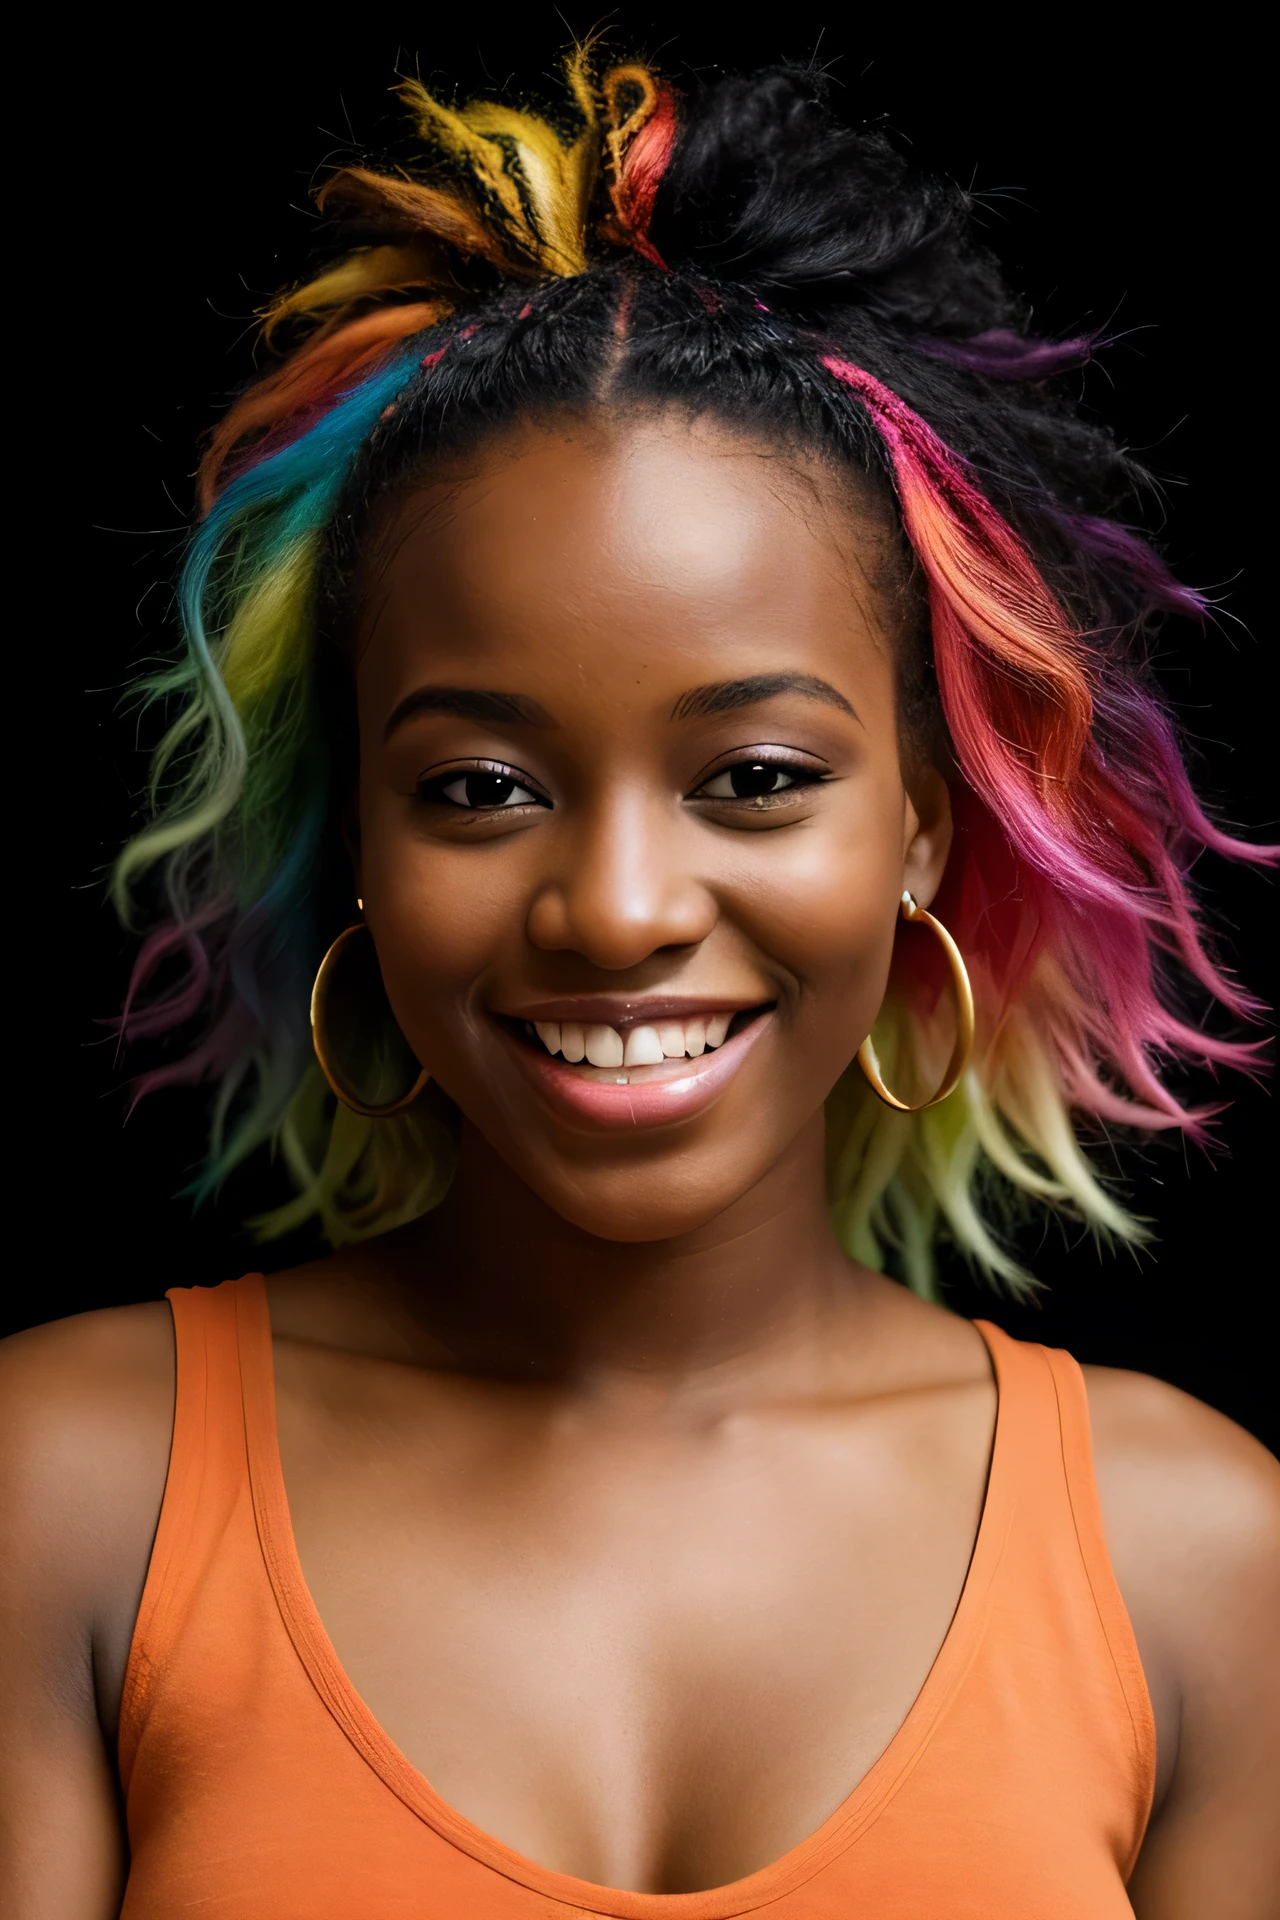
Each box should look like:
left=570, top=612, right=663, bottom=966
left=692, top=758, right=824, bottom=802
left=418, top=766, right=547, bottom=811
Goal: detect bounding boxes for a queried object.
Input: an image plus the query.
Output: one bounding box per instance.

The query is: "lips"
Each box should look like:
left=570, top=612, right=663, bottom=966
left=494, top=1004, right=775, bottom=1132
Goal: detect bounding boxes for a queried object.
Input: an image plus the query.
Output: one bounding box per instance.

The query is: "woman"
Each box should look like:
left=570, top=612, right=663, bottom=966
left=2, top=49, right=1276, bottom=1917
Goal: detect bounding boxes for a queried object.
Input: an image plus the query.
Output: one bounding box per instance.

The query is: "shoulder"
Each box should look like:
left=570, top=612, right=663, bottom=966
left=0, top=1299, right=176, bottom=1561
left=0, top=1303, right=176, bottom=1730
left=1081, top=1365, right=1279, bottom=1808
left=0, top=1299, right=176, bottom=1481
left=0, top=1307, right=175, bottom=1908
left=1082, top=1364, right=1279, bottom=1587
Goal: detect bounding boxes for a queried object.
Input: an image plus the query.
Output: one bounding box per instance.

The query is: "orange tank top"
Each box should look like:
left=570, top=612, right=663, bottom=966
left=119, top=1276, right=1155, bottom=1917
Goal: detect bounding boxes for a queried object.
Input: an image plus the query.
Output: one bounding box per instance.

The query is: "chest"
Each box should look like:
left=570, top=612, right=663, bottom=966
left=274, top=1356, right=995, bottom=1892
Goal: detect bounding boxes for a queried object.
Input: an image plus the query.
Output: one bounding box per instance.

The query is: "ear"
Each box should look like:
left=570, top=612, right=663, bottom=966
left=900, top=763, right=953, bottom=909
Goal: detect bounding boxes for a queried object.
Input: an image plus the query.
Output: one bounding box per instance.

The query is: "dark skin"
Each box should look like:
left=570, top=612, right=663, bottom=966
left=2, top=414, right=1277, bottom=1914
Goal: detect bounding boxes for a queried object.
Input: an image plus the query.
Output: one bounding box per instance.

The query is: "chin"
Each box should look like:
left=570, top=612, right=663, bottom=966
left=527, top=1163, right=752, bottom=1246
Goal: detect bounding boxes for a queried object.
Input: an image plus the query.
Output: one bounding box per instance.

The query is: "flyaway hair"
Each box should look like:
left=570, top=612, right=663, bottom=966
left=115, top=52, right=1272, bottom=1293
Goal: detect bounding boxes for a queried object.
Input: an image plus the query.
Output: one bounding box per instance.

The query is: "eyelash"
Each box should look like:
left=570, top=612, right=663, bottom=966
left=416, top=762, right=549, bottom=812
left=415, top=753, right=827, bottom=813
left=689, top=755, right=827, bottom=805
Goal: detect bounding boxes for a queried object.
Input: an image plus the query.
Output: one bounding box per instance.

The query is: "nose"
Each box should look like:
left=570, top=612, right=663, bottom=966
left=525, top=787, right=717, bottom=970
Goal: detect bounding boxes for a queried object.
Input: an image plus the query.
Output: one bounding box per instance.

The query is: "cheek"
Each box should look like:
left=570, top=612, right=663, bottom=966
left=729, top=784, right=908, bottom=1027
left=357, top=792, right=521, bottom=1037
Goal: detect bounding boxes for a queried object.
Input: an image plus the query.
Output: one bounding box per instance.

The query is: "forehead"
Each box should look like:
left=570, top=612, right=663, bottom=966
left=356, top=412, right=896, bottom=707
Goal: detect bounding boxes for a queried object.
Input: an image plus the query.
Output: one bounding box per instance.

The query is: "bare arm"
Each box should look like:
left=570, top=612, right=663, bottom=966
left=0, top=1306, right=174, bottom=1919
left=1087, top=1367, right=1280, bottom=1920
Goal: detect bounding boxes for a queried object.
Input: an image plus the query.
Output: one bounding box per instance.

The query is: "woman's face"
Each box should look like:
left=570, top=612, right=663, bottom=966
left=354, top=412, right=952, bottom=1241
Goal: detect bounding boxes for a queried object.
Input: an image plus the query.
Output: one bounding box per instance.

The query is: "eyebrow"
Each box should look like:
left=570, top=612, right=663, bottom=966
left=670, top=673, right=858, bottom=723
left=382, top=685, right=554, bottom=741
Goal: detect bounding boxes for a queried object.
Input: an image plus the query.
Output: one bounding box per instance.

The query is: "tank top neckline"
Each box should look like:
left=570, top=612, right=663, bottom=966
left=232, top=1275, right=1017, bottom=1918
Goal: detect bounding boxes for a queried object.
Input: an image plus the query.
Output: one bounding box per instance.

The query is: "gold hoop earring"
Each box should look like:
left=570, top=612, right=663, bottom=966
left=310, top=923, right=430, bottom=1118
left=857, top=892, right=975, bottom=1112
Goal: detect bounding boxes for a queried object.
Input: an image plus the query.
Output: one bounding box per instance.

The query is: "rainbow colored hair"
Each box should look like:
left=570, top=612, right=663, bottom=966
left=113, top=51, right=1271, bottom=1293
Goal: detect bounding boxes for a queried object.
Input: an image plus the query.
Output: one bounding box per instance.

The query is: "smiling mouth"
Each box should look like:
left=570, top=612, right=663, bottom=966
left=498, top=1006, right=771, bottom=1076
left=489, top=1005, right=776, bottom=1132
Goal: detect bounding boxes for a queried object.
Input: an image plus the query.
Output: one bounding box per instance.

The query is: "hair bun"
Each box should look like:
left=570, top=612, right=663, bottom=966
left=651, top=68, right=1008, bottom=334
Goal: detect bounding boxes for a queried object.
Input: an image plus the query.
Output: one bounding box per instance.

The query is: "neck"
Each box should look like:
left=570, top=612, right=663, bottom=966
left=376, top=1113, right=870, bottom=1403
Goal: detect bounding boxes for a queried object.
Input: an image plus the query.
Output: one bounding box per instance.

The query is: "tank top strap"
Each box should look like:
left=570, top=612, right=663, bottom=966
left=973, top=1320, right=1156, bottom=1818
left=118, top=1274, right=270, bottom=1788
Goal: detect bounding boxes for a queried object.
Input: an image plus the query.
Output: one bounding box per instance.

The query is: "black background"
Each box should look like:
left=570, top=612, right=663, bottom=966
left=39, top=14, right=1275, bottom=1446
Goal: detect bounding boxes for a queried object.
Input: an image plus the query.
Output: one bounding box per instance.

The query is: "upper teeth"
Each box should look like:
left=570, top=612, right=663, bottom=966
left=533, top=1014, right=734, bottom=1068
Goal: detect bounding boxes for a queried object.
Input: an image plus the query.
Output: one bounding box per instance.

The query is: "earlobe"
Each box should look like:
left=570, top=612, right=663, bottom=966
left=901, top=766, right=954, bottom=909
